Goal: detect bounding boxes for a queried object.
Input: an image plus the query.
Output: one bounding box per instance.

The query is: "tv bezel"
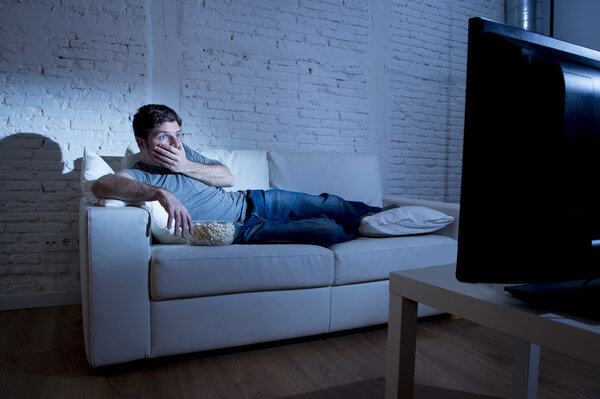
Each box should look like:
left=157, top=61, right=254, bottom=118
left=456, top=17, right=600, bottom=285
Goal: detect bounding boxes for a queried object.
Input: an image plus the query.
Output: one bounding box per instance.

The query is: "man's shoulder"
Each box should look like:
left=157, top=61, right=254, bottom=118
left=183, top=143, right=200, bottom=160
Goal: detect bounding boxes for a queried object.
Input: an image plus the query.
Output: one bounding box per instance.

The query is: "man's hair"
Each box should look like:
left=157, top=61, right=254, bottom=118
left=132, top=104, right=182, bottom=140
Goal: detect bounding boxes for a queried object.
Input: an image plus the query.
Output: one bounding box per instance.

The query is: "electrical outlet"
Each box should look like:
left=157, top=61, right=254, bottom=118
left=43, top=237, right=59, bottom=250
left=60, top=237, right=74, bottom=250
left=41, top=235, right=77, bottom=251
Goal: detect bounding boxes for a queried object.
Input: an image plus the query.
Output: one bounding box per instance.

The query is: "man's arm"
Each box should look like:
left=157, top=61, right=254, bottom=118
left=153, top=144, right=235, bottom=188
left=91, top=172, right=193, bottom=237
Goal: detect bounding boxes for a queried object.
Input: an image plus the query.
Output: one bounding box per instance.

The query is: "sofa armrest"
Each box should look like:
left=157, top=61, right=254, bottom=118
left=79, top=200, right=152, bottom=367
left=382, top=195, right=460, bottom=240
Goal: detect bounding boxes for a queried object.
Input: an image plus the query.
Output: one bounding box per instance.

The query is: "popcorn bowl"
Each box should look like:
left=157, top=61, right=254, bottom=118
left=186, top=220, right=242, bottom=246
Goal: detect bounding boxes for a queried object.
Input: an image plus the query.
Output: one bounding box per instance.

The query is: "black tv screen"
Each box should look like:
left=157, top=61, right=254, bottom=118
left=456, top=18, right=600, bottom=284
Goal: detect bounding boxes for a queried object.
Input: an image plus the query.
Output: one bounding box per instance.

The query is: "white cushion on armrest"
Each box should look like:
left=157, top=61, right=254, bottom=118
left=81, top=147, right=128, bottom=207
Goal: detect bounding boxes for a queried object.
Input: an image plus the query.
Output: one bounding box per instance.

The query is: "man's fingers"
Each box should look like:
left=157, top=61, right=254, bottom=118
left=166, top=213, right=180, bottom=234
left=158, top=191, right=190, bottom=237
left=153, top=146, right=175, bottom=161
left=154, top=144, right=187, bottom=173
left=174, top=216, right=181, bottom=237
left=177, top=213, right=187, bottom=237
left=154, top=144, right=176, bottom=154
left=180, top=212, right=193, bottom=237
left=154, top=145, right=179, bottom=159
left=153, top=149, right=175, bottom=165
left=169, top=212, right=193, bottom=238
left=178, top=215, right=188, bottom=238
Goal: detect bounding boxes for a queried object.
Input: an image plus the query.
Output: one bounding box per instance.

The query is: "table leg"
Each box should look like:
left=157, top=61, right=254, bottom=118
left=512, top=340, right=540, bottom=399
left=385, top=294, right=418, bottom=399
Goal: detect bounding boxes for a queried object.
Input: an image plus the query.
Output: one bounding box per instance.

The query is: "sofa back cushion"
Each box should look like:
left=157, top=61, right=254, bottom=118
left=200, top=149, right=270, bottom=192
left=267, top=152, right=383, bottom=207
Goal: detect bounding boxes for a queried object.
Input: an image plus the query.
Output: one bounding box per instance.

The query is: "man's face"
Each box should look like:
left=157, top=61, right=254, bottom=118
left=136, top=121, right=182, bottom=166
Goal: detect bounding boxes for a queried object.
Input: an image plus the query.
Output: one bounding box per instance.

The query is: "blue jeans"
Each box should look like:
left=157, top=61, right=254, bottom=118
left=234, top=189, right=382, bottom=246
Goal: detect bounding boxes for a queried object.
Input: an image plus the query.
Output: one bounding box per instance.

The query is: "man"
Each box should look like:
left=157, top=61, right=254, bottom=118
left=92, top=104, right=381, bottom=246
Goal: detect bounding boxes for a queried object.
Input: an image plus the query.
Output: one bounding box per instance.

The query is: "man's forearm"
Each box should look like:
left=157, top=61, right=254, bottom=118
left=91, top=172, right=194, bottom=237
left=179, top=161, right=235, bottom=188
left=151, top=144, right=235, bottom=188
left=91, top=172, right=165, bottom=202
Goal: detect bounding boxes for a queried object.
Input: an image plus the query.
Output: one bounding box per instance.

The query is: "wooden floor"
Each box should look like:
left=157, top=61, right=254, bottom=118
left=0, top=305, right=599, bottom=398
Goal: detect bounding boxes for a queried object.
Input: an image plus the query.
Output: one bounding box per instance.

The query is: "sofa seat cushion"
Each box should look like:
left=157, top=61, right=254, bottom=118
left=330, top=235, right=457, bottom=285
left=150, top=244, right=334, bottom=300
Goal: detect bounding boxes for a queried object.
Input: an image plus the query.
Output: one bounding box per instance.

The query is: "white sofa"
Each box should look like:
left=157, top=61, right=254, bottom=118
left=79, top=149, right=459, bottom=367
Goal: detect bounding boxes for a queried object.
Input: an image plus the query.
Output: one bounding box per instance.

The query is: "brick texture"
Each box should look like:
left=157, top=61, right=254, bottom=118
left=0, top=0, right=503, bottom=299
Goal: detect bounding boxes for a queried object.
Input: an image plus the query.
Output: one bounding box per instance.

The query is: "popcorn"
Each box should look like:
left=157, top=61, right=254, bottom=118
left=187, top=221, right=238, bottom=246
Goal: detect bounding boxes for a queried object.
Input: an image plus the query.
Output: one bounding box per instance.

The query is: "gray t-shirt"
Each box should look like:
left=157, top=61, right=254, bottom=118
left=123, top=145, right=247, bottom=222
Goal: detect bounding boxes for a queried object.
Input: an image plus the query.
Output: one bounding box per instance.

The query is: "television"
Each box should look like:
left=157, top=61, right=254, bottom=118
left=456, top=18, right=600, bottom=317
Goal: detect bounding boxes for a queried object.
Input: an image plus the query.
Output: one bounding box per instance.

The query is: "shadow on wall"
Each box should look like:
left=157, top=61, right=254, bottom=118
left=0, top=133, right=81, bottom=295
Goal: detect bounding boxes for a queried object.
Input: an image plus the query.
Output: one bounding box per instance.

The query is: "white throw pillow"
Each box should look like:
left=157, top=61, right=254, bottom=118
left=359, top=206, right=454, bottom=237
left=81, top=148, right=127, bottom=207
left=143, top=201, right=187, bottom=244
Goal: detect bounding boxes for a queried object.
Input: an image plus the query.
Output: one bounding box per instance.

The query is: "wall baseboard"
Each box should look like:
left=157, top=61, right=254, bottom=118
left=0, top=291, right=81, bottom=311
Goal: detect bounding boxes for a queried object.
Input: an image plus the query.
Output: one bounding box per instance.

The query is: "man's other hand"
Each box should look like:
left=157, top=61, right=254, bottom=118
left=153, top=143, right=190, bottom=174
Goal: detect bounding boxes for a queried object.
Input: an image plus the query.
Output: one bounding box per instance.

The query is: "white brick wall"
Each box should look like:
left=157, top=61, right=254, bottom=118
left=0, top=0, right=504, bottom=304
left=0, top=0, right=148, bottom=301
left=383, top=0, right=504, bottom=200
left=179, top=0, right=372, bottom=152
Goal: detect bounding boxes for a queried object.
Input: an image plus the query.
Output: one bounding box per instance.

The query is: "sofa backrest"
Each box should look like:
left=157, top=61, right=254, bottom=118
left=268, top=151, right=383, bottom=207
left=200, top=149, right=270, bottom=192
left=202, top=149, right=383, bottom=207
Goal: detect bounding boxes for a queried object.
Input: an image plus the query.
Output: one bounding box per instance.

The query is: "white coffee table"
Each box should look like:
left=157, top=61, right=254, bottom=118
left=385, top=264, right=600, bottom=399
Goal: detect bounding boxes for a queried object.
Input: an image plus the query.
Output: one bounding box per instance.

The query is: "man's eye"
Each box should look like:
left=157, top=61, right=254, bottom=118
left=159, top=135, right=166, bottom=140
